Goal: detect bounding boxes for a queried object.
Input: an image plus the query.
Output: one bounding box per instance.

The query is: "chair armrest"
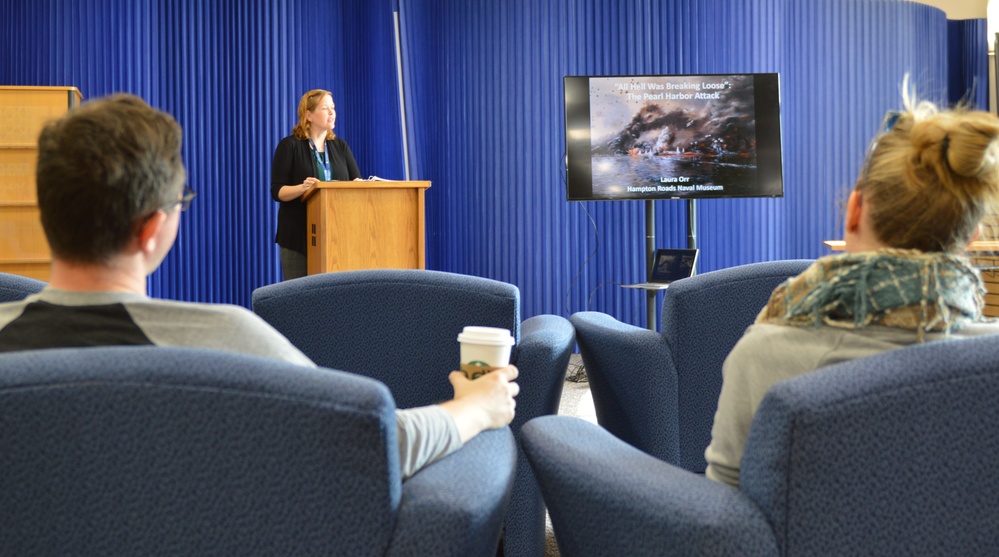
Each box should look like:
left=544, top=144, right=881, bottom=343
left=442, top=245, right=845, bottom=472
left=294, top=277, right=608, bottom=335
left=521, top=416, right=778, bottom=557
left=501, top=314, right=575, bottom=556
left=510, top=314, right=576, bottom=433
left=569, top=311, right=679, bottom=463
left=388, top=428, right=516, bottom=557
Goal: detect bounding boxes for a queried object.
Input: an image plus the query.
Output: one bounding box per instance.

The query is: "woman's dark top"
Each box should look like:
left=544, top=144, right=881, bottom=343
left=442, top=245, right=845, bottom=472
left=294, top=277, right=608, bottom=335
left=270, top=135, right=360, bottom=255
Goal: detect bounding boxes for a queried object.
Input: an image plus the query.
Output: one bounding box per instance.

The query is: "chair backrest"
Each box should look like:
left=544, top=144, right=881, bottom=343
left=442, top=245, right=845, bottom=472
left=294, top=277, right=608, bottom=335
left=252, top=269, right=520, bottom=409
left=0, top=346, right=402, bottom=557
left=661, top=259, right=812, bottom=472
left=0, top=272, right=45, bottom=302
left=742, top=335, right=999, bottom=555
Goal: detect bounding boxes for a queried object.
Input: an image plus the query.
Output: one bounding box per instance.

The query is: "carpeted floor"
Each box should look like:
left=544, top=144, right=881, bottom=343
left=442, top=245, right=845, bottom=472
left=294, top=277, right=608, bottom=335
left=554, top=355, right=595, bottom=422
left=544, top=354, right=595, bottom=557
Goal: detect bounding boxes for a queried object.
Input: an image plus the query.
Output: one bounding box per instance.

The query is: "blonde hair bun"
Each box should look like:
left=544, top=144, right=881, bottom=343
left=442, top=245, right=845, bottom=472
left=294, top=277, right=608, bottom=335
left=859, top=81, right=999, bottom=252
left=908, top=109, right=999, bottom=182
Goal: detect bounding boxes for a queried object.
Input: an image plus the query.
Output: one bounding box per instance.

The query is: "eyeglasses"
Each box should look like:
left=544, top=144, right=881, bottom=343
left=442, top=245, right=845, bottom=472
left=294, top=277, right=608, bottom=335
left=159, top=185, right=197, bottom=213
left=860, top=110, right=903, bottom=179
left=136, top=185, right=196, bottom=234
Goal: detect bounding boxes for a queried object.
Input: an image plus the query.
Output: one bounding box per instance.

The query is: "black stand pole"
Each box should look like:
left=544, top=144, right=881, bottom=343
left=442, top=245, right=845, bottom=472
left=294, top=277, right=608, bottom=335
left=644, top=198, right=697, bottom=331
left=687, top=198, right=698, bottom=262
left=645, top=200, right=656, bottom=330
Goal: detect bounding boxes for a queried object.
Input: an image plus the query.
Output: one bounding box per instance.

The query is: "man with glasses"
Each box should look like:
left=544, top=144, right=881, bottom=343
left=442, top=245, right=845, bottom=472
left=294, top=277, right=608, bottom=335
left=0, top=94, right=518, bottom=479
left=0, top=94, right=312, bottom=363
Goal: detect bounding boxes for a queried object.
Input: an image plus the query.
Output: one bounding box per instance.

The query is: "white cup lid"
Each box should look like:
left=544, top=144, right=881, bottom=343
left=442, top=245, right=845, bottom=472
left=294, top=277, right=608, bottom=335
left=457, top=326, right=515, bottom=346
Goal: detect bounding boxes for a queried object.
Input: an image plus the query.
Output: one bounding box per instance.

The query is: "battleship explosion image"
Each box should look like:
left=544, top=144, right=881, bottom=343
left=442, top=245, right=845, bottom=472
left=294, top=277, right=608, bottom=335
left=588, top=75, right=759, bottom=197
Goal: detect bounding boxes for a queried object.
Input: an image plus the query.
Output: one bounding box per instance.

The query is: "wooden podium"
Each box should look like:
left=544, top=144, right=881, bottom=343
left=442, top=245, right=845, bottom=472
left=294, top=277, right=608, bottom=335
left=303, top=180, right=430, bottom=274
left=0, top=86, right=83, bottom=281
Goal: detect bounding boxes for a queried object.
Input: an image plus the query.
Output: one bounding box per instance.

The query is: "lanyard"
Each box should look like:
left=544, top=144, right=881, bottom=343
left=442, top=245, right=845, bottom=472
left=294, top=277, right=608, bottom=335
left=309, top=138, right=331, bottom=181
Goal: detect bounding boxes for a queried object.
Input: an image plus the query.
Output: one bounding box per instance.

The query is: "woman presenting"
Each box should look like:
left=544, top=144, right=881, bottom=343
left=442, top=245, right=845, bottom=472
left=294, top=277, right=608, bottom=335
left=271, top=89, right=360, bottom=280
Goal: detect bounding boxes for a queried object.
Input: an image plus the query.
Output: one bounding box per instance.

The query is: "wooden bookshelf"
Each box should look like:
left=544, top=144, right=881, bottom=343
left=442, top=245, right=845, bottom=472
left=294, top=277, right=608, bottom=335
left=0, top=86, right=82, bottom=281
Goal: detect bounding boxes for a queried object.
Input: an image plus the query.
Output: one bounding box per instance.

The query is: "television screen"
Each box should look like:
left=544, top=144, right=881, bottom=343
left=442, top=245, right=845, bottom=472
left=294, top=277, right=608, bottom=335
left=564, top=73, right=784, bottom=201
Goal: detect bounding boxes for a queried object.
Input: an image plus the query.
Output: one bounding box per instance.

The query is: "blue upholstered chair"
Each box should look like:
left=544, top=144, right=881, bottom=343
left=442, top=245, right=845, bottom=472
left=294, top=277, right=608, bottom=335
left=522, top=335, right=999, bottom=556
left=252, top=269, right=575, bottom=557
left=0, top=272, right=45, bottom=302
left=571, top=259, right=812, bottom=472
left=0, top=346, right=516, bottom=557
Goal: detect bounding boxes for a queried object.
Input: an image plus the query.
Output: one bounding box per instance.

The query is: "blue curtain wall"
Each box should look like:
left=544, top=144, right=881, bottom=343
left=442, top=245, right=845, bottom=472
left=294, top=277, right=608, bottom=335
left=399, top=0, right=983, bottom=327
left=948, top=18, right=990, bottom=107
left=1, top=0, right=403, bottom=306
left=2, top=0, right=986, bottom=329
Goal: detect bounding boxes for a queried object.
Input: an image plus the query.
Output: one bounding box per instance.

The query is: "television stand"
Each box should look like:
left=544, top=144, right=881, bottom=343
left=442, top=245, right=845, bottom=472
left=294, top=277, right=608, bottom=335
left=633, top=198, right=697, bottom=331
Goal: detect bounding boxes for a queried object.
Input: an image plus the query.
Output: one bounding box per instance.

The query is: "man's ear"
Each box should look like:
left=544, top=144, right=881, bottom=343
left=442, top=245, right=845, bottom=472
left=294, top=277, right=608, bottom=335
left=137, top=210, right=167, bottom=255
left=845, top=189, right=863, bottom=233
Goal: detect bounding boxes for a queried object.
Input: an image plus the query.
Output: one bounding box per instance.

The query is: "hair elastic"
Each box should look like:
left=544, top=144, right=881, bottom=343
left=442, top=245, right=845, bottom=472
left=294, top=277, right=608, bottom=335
left=941, top=135, right=952, bottom=172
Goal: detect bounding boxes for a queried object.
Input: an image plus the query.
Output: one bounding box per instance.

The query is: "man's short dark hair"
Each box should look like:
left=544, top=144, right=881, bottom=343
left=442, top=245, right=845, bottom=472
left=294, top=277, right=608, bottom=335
left=36, top=94, right=185, bottom=263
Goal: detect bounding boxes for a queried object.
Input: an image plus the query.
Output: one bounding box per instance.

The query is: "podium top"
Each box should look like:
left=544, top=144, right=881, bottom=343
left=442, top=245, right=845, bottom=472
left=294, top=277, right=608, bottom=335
left=0, top=86, right=82, bottom=95
left=302, top=180, right=430, bottom=201
left=0, top=86, right=83, bottom=106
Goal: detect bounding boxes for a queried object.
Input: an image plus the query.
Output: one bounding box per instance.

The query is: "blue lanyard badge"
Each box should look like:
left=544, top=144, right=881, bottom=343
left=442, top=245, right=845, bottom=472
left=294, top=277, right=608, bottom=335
left=309, top=138, right=331, bottom=181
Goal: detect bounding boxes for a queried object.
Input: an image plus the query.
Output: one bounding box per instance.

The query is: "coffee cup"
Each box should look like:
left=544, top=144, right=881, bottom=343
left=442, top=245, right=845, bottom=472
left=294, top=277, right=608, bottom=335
left=457, top=326, right=515, bottom=380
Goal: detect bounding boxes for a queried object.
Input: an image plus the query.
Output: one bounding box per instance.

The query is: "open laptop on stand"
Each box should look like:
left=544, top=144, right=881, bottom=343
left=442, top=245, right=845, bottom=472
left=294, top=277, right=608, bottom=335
left=622, top=248, right=699, bottom=291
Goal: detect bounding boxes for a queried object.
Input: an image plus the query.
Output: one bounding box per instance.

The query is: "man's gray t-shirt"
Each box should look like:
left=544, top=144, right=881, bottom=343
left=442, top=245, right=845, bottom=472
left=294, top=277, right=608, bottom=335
left=0, top=288, right=461, bottom=479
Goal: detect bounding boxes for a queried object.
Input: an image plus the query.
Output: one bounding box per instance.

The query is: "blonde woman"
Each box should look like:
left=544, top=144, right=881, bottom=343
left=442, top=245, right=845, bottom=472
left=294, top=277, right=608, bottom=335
left=706, top=92, right=999, bottom=487
left=271, top=89, right=360, bottom=280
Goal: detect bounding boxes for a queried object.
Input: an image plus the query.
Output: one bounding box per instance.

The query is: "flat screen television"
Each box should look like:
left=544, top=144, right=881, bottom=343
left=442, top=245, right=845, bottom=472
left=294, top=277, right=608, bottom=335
left=564, top=73, right=784, bottom=201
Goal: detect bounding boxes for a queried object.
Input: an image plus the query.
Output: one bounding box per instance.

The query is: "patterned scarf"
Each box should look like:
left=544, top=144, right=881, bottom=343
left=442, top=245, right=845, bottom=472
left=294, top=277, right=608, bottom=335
left=756, top=249, right=987, bottom=340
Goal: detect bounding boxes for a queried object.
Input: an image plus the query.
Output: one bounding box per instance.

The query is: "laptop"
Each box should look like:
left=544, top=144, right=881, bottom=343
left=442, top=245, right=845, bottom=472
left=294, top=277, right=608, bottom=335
left=622, top=248, right=699, bottom=290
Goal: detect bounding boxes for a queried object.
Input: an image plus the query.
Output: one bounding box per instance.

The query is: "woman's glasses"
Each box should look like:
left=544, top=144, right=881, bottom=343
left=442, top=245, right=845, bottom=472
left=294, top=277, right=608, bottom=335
left=860, top=110, right=903, bottom=179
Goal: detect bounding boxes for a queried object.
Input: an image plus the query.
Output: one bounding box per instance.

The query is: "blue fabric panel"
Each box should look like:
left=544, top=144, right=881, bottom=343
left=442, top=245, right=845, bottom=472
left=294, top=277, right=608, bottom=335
left=947, top=18, right=989, bottom=109
left=1, top=0, right=402, bottom=308
left=0, top=0, right=984, bottom=328
left=397, top=0, right=969, bottom=329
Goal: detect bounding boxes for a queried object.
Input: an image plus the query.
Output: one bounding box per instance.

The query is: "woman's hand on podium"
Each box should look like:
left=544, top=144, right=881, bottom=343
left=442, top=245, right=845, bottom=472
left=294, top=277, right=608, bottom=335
left=277, top=178, right=319, bottom=202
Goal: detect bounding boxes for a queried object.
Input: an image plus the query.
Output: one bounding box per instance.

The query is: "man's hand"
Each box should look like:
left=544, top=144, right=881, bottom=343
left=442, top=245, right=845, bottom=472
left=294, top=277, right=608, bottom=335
left=440, top=365, right=520, bottom=443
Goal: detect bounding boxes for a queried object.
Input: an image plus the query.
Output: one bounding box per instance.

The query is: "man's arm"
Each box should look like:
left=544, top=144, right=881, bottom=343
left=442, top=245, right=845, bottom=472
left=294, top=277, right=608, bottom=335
left=396, top=366, right=519, bottom=480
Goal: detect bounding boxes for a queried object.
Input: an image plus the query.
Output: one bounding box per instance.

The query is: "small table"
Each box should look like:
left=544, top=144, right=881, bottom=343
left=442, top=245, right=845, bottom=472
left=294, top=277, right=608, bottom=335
left=621, top=283, right=671, bottom=331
